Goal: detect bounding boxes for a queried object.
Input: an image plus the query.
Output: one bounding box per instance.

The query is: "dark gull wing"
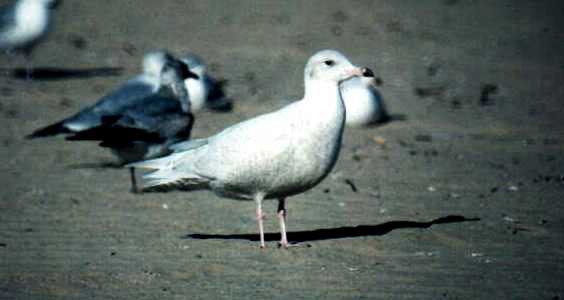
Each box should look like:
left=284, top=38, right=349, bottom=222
left=27, top=74, right=159, bottom=138
left=66, top=94, right=194, bottom=148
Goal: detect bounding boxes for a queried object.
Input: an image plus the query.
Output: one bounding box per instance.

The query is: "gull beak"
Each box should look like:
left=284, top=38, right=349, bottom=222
left=179, top=62, right=200, bottom=80
left=361, top=67, right=375, bottom=78
left=344, top=66, right=375, bottom=81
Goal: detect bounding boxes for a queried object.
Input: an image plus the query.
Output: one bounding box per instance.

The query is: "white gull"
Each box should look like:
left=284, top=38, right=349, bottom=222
left=129, top=49, right=373, bottom=248
left=341, top=75, right=387, bottom=127
left=0, top=0, right=60, bottom=56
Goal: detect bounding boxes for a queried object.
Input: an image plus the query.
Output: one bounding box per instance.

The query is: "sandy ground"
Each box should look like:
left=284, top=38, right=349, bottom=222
left=1, top=0, right=564, bottom=299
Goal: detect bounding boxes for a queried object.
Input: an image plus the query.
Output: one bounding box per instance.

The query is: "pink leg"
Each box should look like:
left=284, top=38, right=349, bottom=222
left=277, top=198, right=288, bottom=248
left=255, top=194, right=266, bottom=248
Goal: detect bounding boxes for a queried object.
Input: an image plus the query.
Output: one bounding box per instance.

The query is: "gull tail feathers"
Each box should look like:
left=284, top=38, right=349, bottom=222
left=142, top=169, right=209, bottom=192
left=169, top=138, right=208, bottom=153
left=26, top=120, right=70, bottom=139
left=126, top=152, right=186, bottom=170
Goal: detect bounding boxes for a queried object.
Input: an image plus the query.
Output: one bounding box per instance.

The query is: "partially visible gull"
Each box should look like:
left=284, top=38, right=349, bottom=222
left=27, top=50, right=177, bottom=137
left=341, top=75, right=388, bottom=127
left=0, top=0, right=60, bottom=56
left=129, top=49, right=373, bottom=248
left=27, top=53, right=199, bottom=193
left=180, top=53, right=232, bottom=112
left=0, top=0, right=60, bottom=78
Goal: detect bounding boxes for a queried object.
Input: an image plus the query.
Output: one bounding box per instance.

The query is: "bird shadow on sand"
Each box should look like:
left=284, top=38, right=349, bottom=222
left=184, top=215, right=480, bottom=244
left=0, top=67, right=123, bottom=81
left=369, top=113, right=408, bottom=128
left=66, top=161, right=122, bottom=170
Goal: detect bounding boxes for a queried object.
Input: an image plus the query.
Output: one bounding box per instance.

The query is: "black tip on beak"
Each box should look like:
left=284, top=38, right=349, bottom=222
left=179, top=62, right=199, bottom=80
left=362, top=67, right=374, bottom=78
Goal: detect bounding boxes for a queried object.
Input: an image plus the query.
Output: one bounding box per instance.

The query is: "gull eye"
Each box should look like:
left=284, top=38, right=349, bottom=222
left=323, top=60, right=335, bottom=66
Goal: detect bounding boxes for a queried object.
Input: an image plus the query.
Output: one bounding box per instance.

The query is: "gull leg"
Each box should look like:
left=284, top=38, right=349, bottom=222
left=25, top=61, right=32, bottom=81
left=129, top=167, right=139, bottom=194
left=277, top=198, right=289, bottom=248
left=255, top=193, right=266, bottom=248
left=23, top=53, right=32, bottom=81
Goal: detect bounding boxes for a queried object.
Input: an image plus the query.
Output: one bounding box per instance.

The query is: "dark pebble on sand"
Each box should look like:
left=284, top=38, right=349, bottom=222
left=5, top=109, right=18, bottom=119
left=543, top=138, right=559, bottom=145
left=67, top=34, right=87, bottom=49
left=332, top=11, right=349, bottom=23
left=398, top=140, right=409, bottom=148
left=414, top=86, right=445, bottom=99
left=415, top=134, right=433, bottom=142
left=427, top=63, right=439, bottom=77
left=479, top=84, right=498, bottom=106
left=424, top=149, right=439, bottom=157
left=330, top=25, right=343, bottom=36
left=122, top=43, right=137, bottom=56
left=451, top=99, right=462, bottom=109
left=344, top=179, right=358, bottom=192
left=59, top=98, right=74, bottom=108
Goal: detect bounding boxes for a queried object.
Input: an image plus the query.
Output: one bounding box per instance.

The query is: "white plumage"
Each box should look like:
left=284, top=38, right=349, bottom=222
left=341, top=76, right=387, bottom=127
left=0, top=0, right=59, bottom=55
left=129, top=50, right=373, bottom=248
left=180, top=53, right=231, bottom=113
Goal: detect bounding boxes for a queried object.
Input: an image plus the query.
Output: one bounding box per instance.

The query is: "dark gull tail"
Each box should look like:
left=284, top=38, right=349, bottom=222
left=26, top=120, right=70, bottom=139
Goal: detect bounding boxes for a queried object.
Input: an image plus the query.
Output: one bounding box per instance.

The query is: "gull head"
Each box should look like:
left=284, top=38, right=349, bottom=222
left=304, top=49, right=374, bottom=85
left=160, top=59, right=199, bottom=113
left=160, top=58, right=199, bottom=86
left=180, top=53, right=210, bottom=112
left=142, top=50, right=175, bottom=78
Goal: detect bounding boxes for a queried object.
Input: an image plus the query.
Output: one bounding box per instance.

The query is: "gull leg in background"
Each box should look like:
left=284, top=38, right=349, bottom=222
left=24, top=54, right=32, bottom=81
left=255, top=193, right=266, bottom=248
left=129, top=167, right=139, bottom=194
left=277, top=198, right=288, bottom=248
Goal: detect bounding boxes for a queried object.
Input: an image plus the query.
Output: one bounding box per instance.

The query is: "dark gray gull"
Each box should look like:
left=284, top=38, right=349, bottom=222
left=27, top=50, right=179, bottom=137
left=341, top=75, right=388, bottom=127
left=27, top=54, right=198, bottom=193
left=129, top=49, right=373, bottom=248
left=180, top=53, right=232, bottom=112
